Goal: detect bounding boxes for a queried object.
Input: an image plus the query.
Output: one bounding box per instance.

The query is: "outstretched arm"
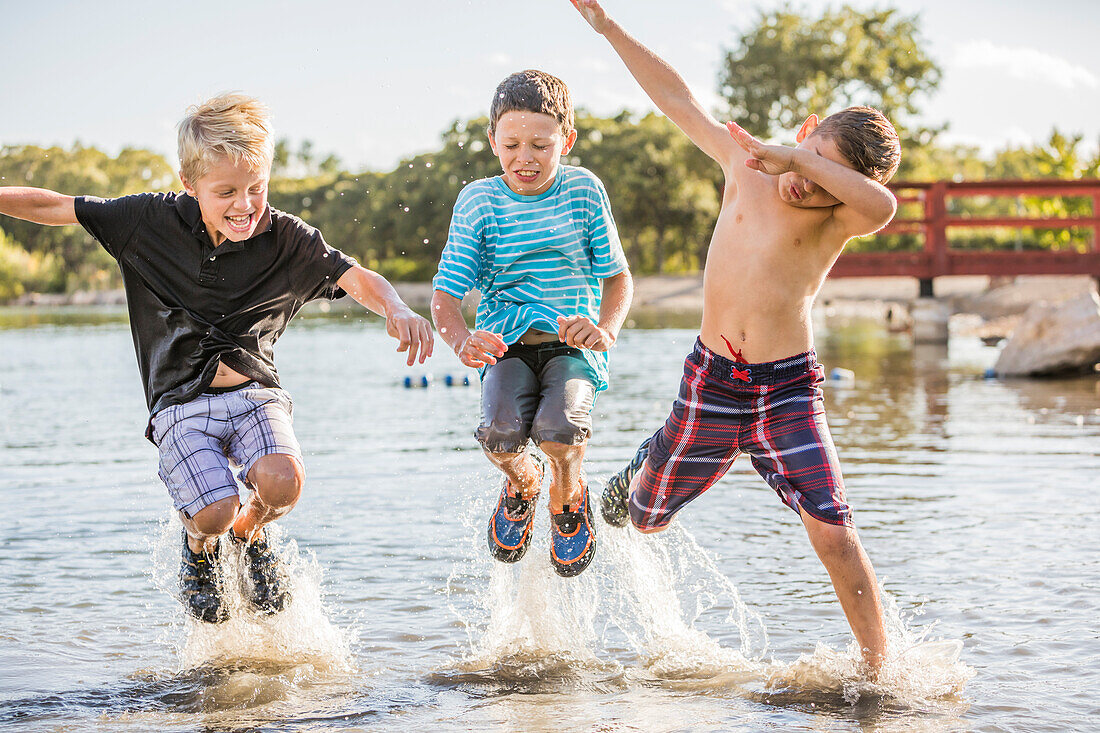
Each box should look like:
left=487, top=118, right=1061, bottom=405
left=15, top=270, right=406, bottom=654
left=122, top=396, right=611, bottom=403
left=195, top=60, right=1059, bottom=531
left=0, top=187, right=79, bottom=226
left=728, top=122, right=897, bottom=236
left=568, top=0, right=741, bottom=171
left=337, top=266, right=435, bottom=365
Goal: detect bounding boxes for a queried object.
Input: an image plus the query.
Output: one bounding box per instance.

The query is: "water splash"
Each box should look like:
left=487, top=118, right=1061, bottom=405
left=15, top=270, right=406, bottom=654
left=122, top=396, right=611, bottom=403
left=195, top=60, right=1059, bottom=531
left=150, top=516, right=356, bottom=676
left=440, top=466, right=972, bottom=710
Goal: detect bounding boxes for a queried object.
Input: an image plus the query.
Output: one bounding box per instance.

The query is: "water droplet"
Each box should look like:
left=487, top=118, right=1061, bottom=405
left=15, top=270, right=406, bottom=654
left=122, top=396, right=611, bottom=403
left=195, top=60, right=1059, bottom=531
left=423, top=239, right=429, bottom=244
left=403, top=207, right=410, bottom=212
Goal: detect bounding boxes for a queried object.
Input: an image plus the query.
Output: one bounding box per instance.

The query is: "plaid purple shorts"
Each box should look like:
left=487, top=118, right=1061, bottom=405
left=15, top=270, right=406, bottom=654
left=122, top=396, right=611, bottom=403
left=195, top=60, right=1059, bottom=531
left=150, top=383, right=303, bottom=518
left=630, top=339, right=852, bottom=530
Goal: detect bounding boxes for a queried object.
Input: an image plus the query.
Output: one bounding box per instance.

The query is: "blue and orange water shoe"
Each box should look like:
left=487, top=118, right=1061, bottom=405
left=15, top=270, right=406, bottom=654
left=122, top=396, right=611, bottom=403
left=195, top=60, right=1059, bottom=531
left=601, top=437, right=650, bottom=528
left=180, top=531, right=229, bottom=624
left=549, top=485, right=596, bottom=577
left=230, top=527, right=289, bottom=614
left=487, top=453, right=545, bottom=563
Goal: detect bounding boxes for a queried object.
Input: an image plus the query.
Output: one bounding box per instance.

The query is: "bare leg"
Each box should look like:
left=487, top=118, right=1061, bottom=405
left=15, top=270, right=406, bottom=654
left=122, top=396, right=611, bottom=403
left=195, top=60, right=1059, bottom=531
left=181, top=496, right=239, bottom=554
left=482, top=449, right=542, bottom=499
left=801, top=513, right=887, bottom=671
left=232, top=454, right=305, bottom=542
left=539, top=440, right=586, bottom=511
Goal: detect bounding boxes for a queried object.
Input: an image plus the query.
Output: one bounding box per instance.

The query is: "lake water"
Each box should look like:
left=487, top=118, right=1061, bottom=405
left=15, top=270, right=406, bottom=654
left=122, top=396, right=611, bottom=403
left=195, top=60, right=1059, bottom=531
left=0, top=307, right=1097, bottom=732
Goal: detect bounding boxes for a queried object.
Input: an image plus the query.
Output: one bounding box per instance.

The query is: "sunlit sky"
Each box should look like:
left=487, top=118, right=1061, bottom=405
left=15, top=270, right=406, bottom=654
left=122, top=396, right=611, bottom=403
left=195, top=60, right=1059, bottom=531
left=2, top=0, right=1097, bottom=173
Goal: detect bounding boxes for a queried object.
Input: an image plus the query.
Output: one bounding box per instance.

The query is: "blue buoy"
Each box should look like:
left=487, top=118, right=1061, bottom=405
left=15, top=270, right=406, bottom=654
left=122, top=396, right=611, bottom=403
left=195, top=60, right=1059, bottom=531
left=828, top=367, right=856, bottom=384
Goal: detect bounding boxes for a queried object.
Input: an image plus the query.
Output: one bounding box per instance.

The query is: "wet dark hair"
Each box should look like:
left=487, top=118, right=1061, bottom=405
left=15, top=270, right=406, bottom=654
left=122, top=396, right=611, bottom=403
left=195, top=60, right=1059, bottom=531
left=811, top=106, right=901, bottom=183
left=488, top=70, right=574, bottom=136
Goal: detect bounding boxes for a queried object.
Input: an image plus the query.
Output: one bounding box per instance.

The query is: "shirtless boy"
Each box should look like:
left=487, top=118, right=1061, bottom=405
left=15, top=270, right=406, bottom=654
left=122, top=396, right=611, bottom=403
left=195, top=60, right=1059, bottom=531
left=570, top=0, right=900, bottom=670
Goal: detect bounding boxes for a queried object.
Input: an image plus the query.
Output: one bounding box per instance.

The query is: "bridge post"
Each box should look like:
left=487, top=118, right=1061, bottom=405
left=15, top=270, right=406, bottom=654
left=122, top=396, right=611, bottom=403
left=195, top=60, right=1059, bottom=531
left=925, top=181, right=949, bottom=294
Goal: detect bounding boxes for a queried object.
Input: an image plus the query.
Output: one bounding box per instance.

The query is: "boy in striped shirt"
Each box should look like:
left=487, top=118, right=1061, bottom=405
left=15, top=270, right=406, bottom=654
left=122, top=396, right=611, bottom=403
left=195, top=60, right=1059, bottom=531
left=431, top=70, right=633, bottom=577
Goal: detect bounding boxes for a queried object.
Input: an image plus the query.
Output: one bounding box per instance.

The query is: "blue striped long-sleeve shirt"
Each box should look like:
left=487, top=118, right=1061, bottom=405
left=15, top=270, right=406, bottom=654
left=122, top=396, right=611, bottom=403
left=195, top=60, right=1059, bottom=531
left=432, top=165, right=629, bottom=391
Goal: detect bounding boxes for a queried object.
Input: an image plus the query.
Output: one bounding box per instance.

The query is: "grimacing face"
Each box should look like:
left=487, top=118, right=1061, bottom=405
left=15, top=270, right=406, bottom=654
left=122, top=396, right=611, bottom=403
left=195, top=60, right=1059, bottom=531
left=489, top=111, right=577, bottom=196
left=181, top=155, right=271, bottom=246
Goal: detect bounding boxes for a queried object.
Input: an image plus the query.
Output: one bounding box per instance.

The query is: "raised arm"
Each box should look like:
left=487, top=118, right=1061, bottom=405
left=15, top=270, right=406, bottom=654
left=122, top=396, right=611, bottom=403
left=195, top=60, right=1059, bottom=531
left=728, top=122, right=897, bottom=237
left=337, top=265, right=434, bottom=365
left=569, top=0, right=741, bottom=171
left=0, top=187, right=79, bottom=226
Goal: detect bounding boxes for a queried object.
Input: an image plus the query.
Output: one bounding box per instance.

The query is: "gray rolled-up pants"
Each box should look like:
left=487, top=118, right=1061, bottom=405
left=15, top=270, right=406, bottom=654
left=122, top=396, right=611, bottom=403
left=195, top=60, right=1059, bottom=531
left=476, top=342, right=598, bottom=453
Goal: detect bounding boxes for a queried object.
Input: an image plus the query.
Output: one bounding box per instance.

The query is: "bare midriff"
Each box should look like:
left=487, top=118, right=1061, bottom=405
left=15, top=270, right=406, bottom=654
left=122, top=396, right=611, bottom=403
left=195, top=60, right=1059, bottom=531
left=517, top=328, right=561, bottom=345
left=697, top=180, right=837, bottom=364
left=208, top=360, right=251, bottom=389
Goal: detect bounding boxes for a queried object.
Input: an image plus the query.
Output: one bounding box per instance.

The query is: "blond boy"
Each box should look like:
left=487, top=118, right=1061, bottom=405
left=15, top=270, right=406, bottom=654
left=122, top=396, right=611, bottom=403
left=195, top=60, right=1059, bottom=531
left=570, top=0, right=900, bottom=670
left=0, top=93, right=433, bottom=622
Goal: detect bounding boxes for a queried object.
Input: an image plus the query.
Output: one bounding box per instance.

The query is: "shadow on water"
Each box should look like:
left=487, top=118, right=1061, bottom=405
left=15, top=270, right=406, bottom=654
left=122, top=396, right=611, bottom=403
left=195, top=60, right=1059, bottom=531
left=0, top=661, right=398, bottom=731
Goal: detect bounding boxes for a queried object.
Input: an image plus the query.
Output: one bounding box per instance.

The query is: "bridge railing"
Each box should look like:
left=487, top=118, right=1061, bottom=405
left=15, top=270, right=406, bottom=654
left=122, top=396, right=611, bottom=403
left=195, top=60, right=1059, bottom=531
left=829, top=179, right=1100, bottom=294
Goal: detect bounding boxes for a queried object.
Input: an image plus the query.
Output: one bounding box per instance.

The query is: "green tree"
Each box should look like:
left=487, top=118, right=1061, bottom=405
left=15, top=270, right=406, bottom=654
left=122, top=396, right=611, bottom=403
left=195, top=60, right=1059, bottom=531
left=0, top=144, right=175, bottom=292
left=719, top=5, right=941, bottom=150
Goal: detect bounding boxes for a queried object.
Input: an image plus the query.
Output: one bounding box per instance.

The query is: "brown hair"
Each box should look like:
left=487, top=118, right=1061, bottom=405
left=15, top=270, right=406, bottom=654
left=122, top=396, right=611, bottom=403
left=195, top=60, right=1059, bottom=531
left=811, top=106, right=901, bottom=183
left=177, top=93, right=274, bottom=185
left=488, top=70, right=574, bottom=136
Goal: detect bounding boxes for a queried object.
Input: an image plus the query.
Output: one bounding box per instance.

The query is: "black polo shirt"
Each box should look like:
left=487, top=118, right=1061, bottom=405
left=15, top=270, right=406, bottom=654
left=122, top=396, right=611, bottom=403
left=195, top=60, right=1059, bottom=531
left=75, top=192, right=355, bottom=432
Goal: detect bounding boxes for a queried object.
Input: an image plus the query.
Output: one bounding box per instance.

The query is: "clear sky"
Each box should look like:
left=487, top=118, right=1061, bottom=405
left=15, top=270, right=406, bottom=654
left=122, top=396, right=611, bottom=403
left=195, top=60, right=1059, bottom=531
left=2, top=0, right=1097, bottom=173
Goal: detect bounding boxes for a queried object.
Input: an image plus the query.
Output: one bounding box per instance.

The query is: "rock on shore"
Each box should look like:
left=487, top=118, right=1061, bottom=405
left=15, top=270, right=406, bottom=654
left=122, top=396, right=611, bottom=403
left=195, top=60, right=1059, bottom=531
left=994, top=290, right=1100, bottom=377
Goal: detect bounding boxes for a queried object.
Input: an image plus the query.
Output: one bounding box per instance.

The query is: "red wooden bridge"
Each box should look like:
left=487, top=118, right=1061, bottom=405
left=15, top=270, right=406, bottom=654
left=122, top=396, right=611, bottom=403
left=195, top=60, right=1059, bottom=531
left=830, top=179, right=1100, bottom=296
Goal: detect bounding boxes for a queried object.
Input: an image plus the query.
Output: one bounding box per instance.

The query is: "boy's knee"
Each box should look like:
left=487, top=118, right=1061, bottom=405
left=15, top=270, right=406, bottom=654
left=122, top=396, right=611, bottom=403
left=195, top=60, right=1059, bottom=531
left=477, top=419, right=529, bottom=454
left=536, top=439, right=586, bottom=462
left=530, top=413, right=589, bottom=447
left=248, top=454, right=304, bottom=509
left=804, top=516, right=858, bottom=560
left=188, top=497, right=239, bottom=537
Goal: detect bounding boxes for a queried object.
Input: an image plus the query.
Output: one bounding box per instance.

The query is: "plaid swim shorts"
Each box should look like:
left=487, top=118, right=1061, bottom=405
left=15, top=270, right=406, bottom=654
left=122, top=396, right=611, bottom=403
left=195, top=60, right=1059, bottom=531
left=150, top=382, right=303, bottom=518
left=630, top=338, right=852, bottom=531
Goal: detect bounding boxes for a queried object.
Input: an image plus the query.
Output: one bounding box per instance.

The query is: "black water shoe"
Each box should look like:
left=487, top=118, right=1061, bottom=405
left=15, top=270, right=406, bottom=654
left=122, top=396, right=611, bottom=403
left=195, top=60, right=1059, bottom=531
left=180, top=531, right=229, bottom=624
left=601, top=437, right=651, bottom=527
left=231, top=528, right=289, bottom=614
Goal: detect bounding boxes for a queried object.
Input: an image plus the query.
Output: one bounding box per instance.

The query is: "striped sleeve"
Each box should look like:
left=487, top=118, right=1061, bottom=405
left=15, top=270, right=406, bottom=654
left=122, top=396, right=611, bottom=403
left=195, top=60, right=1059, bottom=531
left=432, top=187, right=483, bottom=298
left=583, top=173, right=629, bottom=279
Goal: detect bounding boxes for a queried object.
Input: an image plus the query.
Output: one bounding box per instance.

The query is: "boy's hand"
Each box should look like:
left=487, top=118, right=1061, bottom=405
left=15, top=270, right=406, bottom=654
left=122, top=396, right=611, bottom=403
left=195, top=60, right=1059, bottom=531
left=557, top=315, right=615, bottom=351
left=726, top=121, right=797, bottom=176
left=386, top=306, right=435, bottom=366
left=568, top=0, right=611, bottom=33
left=458, top=329, right=508, bottom=369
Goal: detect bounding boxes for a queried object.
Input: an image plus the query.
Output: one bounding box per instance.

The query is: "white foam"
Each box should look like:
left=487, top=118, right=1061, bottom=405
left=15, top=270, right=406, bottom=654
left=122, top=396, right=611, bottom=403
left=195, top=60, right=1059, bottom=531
left=443, top=474, right=973, bottom=707
left=150, top=516, right=356, bottom=676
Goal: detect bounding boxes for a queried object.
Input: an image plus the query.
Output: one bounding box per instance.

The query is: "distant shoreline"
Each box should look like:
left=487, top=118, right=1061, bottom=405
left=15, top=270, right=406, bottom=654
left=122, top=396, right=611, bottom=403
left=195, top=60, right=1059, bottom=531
left=6, top=275, right=1096, bottom=329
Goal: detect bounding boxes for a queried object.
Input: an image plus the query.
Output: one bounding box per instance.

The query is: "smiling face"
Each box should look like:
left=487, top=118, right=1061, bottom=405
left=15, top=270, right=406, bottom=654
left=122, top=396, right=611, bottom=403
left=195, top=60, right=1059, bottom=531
left=488, top=111, right=577, bottom=196
left=181, top=155, right=270, bottom=246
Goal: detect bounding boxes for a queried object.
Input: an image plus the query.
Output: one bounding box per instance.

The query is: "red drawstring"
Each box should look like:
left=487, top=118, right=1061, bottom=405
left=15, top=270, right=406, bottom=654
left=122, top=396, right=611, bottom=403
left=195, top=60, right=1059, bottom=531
left=721, top=334, right=752, bottom=380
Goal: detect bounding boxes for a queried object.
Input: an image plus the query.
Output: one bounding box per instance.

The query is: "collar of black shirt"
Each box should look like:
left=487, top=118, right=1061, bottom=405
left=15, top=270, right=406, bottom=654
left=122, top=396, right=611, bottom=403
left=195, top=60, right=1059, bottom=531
left=174, top=193, right=274, bottom=250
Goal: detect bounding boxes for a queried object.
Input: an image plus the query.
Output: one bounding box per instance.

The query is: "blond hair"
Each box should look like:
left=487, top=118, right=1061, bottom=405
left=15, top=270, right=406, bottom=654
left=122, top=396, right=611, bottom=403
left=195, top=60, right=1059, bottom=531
left=177, top=93, right=274, bottom=184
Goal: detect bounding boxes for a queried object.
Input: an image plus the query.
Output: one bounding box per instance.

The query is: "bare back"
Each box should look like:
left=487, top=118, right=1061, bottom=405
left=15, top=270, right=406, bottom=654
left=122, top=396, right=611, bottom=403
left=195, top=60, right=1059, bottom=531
left=699, top=168, right=847, bottom=363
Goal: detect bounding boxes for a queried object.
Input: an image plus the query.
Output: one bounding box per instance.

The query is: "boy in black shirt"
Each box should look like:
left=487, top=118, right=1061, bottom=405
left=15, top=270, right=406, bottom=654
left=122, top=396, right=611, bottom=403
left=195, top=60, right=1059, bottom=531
left=0, top=93, right=434, bottom=622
